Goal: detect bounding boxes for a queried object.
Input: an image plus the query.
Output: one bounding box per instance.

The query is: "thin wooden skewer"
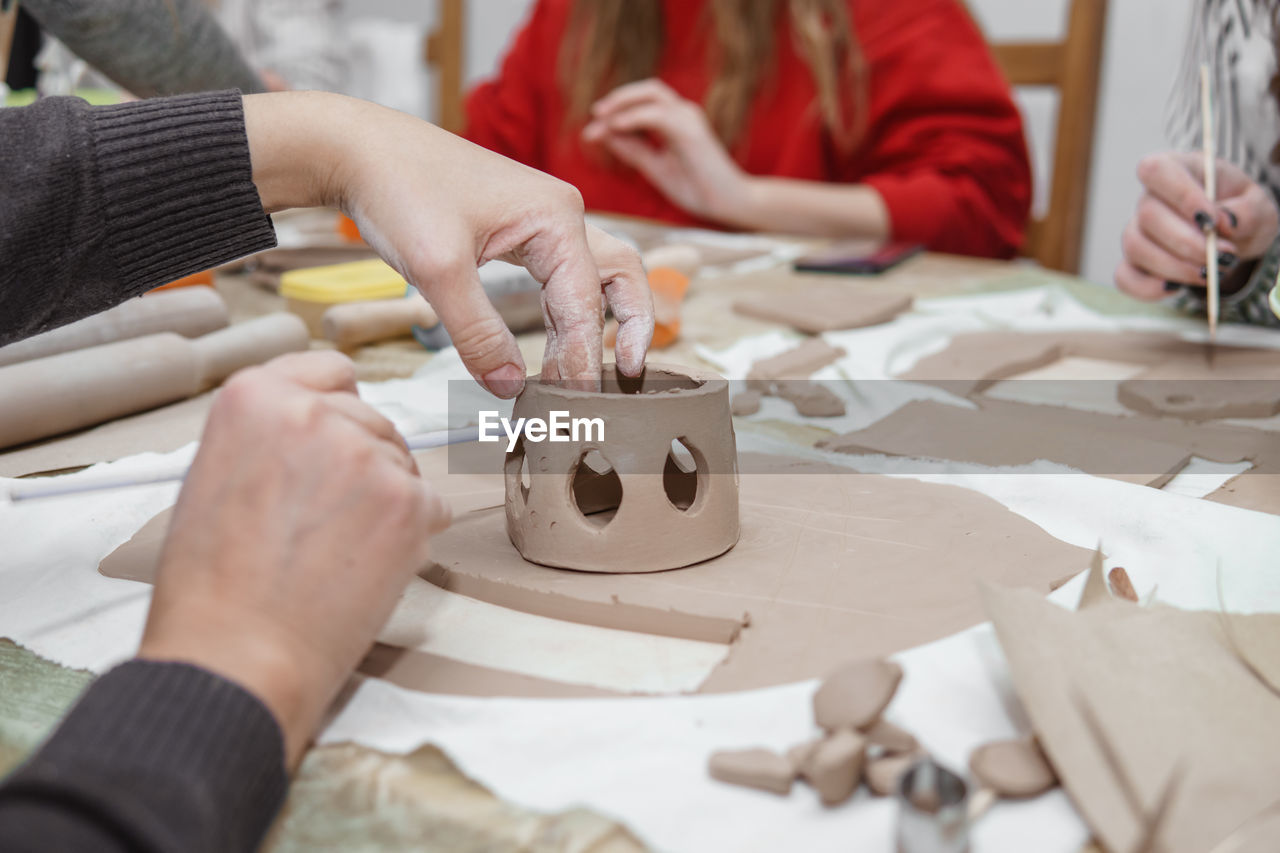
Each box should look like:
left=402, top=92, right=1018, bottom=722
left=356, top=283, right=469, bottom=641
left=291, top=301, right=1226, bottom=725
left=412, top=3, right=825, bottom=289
left=3, top=426, right=479, bottom=503
left=0, top=1, right=20, bottom=83
left=1200, top=63, right=1220, bottom=347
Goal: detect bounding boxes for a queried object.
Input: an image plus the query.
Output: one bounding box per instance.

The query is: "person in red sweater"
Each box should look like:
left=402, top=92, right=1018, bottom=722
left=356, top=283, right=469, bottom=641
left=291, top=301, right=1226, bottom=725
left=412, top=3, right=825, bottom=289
left=465, top=0, right=1032, bottom=259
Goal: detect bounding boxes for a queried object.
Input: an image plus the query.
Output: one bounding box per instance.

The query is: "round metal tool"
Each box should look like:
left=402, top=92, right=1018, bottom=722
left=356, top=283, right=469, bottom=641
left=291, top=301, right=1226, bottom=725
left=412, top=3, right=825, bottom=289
left=895, top=758, right=970, bottom=853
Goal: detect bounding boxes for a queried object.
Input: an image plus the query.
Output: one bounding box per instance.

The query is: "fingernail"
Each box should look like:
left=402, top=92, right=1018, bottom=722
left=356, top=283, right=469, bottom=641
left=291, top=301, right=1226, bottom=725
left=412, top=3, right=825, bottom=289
left=482, top=363, right=526, bottom=398
left=1194, top=211, right=1214, bottom=231
left=1164, top=281, right=1182, bottom=293
left=1219, top=251, right=1237, bottom=267
left=1199, top=266, right=1208, bottom=280
left=1224, top=208, right=1239, bottom=229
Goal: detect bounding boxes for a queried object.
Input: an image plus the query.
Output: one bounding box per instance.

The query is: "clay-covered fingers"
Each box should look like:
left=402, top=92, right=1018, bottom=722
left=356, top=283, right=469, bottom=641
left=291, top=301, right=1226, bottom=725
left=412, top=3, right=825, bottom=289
left=1121, top=219, right=1205, bottom=286
left=1114, top=260, right=1171, bottom=302
left=586, top=225, right=653, bottom=376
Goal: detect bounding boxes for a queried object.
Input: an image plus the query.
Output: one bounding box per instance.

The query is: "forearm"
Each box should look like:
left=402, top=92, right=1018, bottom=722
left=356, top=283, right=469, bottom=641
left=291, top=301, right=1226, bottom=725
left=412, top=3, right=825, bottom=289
left=713, top=176, right=892, bottom=240
left=0, top=661, right=287, bottom=853
left=23, top=0, right=265, bottom=97
left=0, top=91, right=276, bottom=346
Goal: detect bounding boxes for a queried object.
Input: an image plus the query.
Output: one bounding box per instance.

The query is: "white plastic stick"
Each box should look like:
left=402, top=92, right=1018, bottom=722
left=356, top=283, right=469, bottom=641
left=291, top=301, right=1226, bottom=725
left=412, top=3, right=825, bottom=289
left=4, top=426, right=478, bottom=504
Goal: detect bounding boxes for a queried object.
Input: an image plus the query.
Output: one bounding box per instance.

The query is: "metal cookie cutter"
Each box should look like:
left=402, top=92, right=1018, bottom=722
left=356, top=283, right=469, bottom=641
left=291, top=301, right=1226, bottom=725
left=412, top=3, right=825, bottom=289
left=895, top=758, right=970, bottom=853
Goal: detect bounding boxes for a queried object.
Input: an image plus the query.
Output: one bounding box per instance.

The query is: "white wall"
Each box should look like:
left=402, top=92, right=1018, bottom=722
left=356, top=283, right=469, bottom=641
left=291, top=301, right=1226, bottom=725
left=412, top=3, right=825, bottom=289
left=352, top=0, right=1194, bottom=286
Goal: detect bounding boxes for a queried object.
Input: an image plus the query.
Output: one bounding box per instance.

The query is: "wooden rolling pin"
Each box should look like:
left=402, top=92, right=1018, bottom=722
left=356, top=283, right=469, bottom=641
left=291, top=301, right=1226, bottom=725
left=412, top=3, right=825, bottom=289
left=0, top=313, right=308, bottom=449
left=322, top=292, right=438, bottom=350
left=0, top=287, right=230, bottom=368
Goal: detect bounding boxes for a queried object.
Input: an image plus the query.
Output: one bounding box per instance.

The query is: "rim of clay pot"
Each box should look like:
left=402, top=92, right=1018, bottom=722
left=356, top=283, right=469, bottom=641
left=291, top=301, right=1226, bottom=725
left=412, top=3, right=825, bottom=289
left=525, top=363, right=727, bottom=400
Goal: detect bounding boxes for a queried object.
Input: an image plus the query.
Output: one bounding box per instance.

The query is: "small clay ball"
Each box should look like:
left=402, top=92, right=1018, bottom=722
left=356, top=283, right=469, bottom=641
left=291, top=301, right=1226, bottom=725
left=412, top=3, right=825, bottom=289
left=969, top=737, right=1058, bottom=798
left=799, top=729, right=866, bottom=806
left=862, top=719, right=918, bottom=754
left=708, top=748, right=795, bottom=795
left=813, top=659, right=904, bottom=731
left=866, top=753, right=918, bottom=797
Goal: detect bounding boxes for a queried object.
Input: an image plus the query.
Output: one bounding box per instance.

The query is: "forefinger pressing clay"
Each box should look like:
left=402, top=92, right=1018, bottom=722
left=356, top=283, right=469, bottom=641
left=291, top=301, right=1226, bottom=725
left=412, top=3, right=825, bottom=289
left=813, top=659, right=904, bottom=731
left=708, top=748, right=795, bottom=795
left=799, top=729, right=866, bottom=806
left=968, top=737, right=1058, bottom=798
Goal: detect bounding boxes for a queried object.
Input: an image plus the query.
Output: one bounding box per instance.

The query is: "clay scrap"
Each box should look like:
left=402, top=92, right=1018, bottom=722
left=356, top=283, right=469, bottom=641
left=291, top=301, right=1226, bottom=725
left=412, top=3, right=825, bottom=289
left=746, top=339, right=847, bottom=381
left=813, top=659, right=904, bottom=731
left=737, top=338, right=849, bottom=418
left=707, top=748, right=795, bottom=795
left=797, top=729, right=866, bottom=805
left=733, top=284, right=912, bottom=334
left=968, top=737, right=1058, bottom=798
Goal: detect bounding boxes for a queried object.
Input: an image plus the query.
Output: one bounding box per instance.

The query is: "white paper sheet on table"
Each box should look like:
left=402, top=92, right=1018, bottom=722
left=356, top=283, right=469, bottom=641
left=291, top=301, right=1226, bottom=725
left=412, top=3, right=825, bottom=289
left=5, top=284, right=1280, bottom=852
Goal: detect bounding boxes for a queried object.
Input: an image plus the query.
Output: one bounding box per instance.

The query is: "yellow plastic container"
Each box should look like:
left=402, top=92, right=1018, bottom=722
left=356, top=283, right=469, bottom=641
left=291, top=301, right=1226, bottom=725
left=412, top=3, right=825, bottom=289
left=280, top=259, right=408, bottom=336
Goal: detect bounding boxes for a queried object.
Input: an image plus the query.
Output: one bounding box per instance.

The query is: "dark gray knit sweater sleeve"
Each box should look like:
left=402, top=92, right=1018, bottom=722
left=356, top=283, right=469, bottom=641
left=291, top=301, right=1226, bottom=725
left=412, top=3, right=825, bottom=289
left=0, top=660, right=287, bottom=853
left=0, top=90, right=277, bottom=346
left=23, top=0, right=266, bottom=97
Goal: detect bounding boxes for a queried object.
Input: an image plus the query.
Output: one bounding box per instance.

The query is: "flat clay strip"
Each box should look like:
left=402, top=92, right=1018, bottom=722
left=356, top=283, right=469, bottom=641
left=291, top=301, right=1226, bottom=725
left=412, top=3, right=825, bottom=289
left=734, top=285, right=912, bottom=334
left=968, top=738, right=1059, bottom=799
left=102, top=447, right=1093, bottom=698
left=708, top=748, right=795, bottom=795
left=360, top=644, right=621, bottom=699
left=746, top=339, right=847, bottom=381
left=813, top=659, right=903, bottom=731
left=770, top=383, right=846, bottom=417
left=819, top=399, right=1195, bottom=488
left=799, top=729, right=865, bottom=806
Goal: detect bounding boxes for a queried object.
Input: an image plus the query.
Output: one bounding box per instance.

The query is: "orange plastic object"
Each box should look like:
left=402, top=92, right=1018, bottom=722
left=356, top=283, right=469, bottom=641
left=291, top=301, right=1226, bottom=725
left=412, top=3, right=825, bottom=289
left=337, top=214, right=363, bottom=243
left=604, top=266, right=690, bottom=350
left=149, top=269, right=214, bottom=293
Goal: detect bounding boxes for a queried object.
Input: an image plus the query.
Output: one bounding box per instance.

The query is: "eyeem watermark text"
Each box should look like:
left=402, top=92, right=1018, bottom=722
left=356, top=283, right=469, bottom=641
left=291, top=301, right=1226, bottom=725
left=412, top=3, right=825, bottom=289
left=478, top=411, right=604, bottom=452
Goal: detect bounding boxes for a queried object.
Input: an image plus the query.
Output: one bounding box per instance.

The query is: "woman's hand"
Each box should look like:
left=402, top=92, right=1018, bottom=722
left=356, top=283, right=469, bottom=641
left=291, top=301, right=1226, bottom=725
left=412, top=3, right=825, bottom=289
left=243, top=92, right=654, bottom=395
left=138, top=352, right=452, bottom=768
left=583, top=79, right=751, bottom=224
left=1115, top=151, right=1279, bottom=301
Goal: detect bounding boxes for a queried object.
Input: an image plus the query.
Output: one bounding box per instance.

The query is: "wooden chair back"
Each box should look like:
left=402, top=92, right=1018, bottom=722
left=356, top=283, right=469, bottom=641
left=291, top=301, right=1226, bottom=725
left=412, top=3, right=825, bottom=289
left=987, top=0, right=1108, bottom=274
left=423, top=0, right=466, bottom=133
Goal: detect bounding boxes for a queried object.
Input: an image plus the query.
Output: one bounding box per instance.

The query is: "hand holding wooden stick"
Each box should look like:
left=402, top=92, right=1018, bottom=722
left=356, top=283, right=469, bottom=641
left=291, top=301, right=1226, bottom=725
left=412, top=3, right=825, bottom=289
left=1200, top=63, right=1220, bottom=346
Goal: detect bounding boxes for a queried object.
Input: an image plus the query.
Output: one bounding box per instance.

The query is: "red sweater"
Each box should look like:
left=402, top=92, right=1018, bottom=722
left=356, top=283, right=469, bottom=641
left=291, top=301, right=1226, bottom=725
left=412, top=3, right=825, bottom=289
left=465, top=0, right=1031, bottom=259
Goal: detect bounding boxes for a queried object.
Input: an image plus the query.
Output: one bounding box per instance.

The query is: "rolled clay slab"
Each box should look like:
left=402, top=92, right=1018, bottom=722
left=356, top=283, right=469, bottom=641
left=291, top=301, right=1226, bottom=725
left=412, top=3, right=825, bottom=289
left=708, top=748, right=794, bottom=795
left=968, top=737, right=1058, bottom=798
left=813, top=659, right=904, bottom=731
left=505, top=364, right=740, bottom=573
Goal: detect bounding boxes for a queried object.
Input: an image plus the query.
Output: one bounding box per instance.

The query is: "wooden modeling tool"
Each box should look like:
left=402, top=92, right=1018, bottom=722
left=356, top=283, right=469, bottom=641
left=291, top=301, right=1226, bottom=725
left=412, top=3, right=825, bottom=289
left=1201, top=63, right=1220, bottom=348
left=0, top=1, right=18, bottom=81
left=5, top=426, right=479, bottom=503
left=322, top=292, right=438, bottom=351
left=0, top=313, right=309, bottom=450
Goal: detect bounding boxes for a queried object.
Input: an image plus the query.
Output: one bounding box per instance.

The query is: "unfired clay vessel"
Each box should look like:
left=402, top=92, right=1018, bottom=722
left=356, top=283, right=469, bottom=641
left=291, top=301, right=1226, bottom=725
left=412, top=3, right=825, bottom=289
left=505, top=364, right=741, bottom=573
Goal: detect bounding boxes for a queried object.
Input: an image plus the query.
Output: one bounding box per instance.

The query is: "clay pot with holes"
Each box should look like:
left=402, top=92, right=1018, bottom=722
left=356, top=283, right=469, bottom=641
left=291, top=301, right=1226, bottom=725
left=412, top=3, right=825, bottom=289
left=504, top=364, right=741, bottom=572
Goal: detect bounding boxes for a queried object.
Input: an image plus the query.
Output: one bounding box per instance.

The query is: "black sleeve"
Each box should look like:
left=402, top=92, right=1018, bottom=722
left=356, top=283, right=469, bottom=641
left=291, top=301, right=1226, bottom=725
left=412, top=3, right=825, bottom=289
left=22, top=0, right=266, bottom=97
left=0, top=90, right=278, bottom=346
left=0, top=660, right=288, bottom=853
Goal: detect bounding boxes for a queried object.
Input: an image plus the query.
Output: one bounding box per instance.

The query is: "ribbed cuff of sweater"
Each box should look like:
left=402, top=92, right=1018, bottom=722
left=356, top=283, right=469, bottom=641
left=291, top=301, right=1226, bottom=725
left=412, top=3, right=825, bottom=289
left=88, top=90, right=277, bottom=296
left=2, top=660, right=287, bottom=853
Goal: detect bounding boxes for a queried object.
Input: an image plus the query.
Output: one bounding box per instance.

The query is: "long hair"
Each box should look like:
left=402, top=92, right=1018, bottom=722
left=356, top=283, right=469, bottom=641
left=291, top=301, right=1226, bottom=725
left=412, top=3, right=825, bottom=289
left=557, top=0, right=867, bottom=152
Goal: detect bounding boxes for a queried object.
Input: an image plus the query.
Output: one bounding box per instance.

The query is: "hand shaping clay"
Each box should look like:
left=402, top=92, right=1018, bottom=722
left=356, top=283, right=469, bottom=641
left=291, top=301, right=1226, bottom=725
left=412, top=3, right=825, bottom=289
left=505, top=364, right=740, bottom=573
left=866, top=753, right=919, bottom=797
left=813, top=659, right=904, bottom=731
left=734, top=284, right=912, bottom=334
left=798, top=729, right=866, bottom=806
left=968, top=737, right=1058, bottom=798
left=863, top=719, right=918, bottom=754
left=708, top=748, right=795, bottom=795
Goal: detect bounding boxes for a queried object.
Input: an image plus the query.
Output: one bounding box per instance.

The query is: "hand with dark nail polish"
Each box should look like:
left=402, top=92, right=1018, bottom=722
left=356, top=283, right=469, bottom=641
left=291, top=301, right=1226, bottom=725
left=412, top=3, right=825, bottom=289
left=1218, top=251, right=1237, bottom=267
left=1194, top=210, right=1214, bottom=231
left=1163, top=281, right=1183, bottom=293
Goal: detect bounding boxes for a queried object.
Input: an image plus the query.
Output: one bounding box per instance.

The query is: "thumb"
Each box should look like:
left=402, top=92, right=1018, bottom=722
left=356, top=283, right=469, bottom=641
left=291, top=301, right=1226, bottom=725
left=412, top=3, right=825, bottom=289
left=413, top=260, right=526, bottom=398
